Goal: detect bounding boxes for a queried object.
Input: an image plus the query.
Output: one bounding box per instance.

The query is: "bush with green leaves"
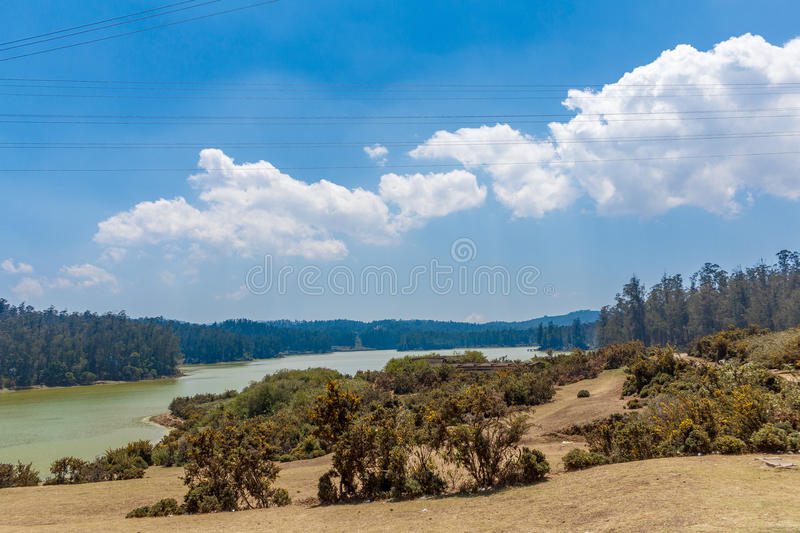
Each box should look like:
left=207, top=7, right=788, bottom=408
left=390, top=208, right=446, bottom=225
left=127, top=498, right=184, bottom=518
left=0, top=462, right=40, bottom=488
left=599, top=341, right=646, bottom=370
left=562, top=448, right=608, bottom=471
left=713, top=435, right=747, bottom=455
left=499, top=369, right=556, bottom=406
left=622, top=347, right=683, bottom=397
left=751, top=423, right=789, bottom=453
left=508, top=447, right=550, bottom=484
left=577, top=389, right=590, bottom=398
left=181, top=418, right=290, bottom=513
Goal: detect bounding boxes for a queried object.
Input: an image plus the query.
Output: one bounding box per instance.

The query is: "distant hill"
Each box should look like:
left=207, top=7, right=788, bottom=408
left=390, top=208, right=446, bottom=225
left=479, top=309, right=601, bottom=330
left=157, top=310, right=600, bottom=364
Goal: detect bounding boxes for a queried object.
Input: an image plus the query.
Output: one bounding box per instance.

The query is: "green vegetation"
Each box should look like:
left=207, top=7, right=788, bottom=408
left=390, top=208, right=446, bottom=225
left=577, top=389, right=590, bottom=398
left=597, top=250, right=800, bottom=348
left=161, top=315, right=595, bottom=364
left=0, top=300, right=179, bottom=388
left=562, top=448, right=607, bottom=471
left=692, top=326, right=800, bottom=369
left=567, top=351, right=800, bottom=463
left=45, top=441, right=156, bottom=485
left=0, top=462, right=40, bottom=488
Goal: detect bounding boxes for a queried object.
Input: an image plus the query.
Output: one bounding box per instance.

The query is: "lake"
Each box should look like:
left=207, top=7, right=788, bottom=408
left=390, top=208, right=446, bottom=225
left=0, top=346, right=546, bottom=474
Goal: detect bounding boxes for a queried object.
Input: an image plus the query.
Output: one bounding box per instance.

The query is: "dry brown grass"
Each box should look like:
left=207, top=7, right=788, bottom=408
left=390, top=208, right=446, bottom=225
left=4, top=369, right=800, bottom=532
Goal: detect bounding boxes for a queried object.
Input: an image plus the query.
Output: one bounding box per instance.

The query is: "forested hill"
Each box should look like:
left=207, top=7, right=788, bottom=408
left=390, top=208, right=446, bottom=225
left=597, top=249, right=800, bottom=348
left=0, top=302, right=597, bottom=385
left=158, top=313, right=597, bottom=364
left=0, top=300, right=180, bottom=389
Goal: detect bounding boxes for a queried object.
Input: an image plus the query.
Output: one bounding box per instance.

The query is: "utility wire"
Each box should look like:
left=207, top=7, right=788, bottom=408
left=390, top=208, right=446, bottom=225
left=2, top=90, right=800, bottom=101
left=3, top=76, right=800, bottom=89
left=0, top=1, right=222, bottom=52
left=2, top=113, right=799, bottom=126
left=2, top=130, right=800, bottom=149
left=2, top=107, right=799, bottom=119
left=0, top=1, right=205, bottom=46
left=1, top=150, right=798, bottom=172
left=0, top=0, right=280, bottom=62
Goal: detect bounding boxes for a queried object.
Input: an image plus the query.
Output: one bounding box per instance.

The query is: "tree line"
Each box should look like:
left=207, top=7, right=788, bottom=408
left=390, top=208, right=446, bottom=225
left=0, top=300, right=180, bottom=388
left=596, top=250, right=800, bottom=348
left=159, top=317, right=594, bottom=364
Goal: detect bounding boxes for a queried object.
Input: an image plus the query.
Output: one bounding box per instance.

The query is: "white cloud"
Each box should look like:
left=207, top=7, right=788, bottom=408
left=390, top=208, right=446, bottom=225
left=95, top=149, right=486, bottom=260
left=363, top=144, right=389, bottom=165
left=411, top=34, right=800, bottom=217
left=160, top=271, right=177, bottom=286
left=464, top=312, right=487, bottom=324
left=11, top=277, right=43, bottom=299
left=379, top=170, right=487, bottom=230
left=220, top=284, right=250, bottom=301
left=60, top=263, right=118, bottom=291
left=100, top=247, right=127, bottom=263
left=411, top=125, right=577, bottom=217
left=2, top=259, right=34, bottom=274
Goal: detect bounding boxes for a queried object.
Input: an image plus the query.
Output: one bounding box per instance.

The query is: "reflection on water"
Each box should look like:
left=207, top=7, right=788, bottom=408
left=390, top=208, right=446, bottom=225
left=0, top=346, right=546, bottom=473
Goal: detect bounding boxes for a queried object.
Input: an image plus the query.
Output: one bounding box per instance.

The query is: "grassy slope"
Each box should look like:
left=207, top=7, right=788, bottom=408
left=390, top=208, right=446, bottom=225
left=3, top=369, right=800, bottom=532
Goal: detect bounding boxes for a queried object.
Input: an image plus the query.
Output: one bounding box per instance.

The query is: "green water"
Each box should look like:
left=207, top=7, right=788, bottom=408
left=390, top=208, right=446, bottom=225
left=0, top=346, right=545, bottom=473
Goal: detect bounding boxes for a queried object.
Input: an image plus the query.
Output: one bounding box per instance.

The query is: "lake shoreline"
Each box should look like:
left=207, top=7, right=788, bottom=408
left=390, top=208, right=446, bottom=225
left=0, top=373, right=184, bottom=393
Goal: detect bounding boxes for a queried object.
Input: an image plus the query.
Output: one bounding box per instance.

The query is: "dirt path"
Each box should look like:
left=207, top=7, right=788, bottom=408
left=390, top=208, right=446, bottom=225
left=520, top=369, right=627, bottom=470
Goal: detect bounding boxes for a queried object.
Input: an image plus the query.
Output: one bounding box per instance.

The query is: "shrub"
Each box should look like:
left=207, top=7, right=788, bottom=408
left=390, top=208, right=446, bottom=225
left=500, top=371, right=555, bottom=406
left=599, top=341, right=645, bottom=370
left=328, top=405, right=412, bottom=501
left=406, top=451, right=447, bottom=497
left=713, top=435, right=747, bottom=455
left=691, top=326, right=768, bottom=363
left=562, top=448, right=607, bottom=471
left=126, top=498, right=185, bottom=518
left=182, top=418, right=289, bottom=513
left=788, top=432, right=800, bottom=452
left=445, top=392, right=529, bottom=490
left=682, top=427, right=712, bottom=455
left=125, top=440, right=155, bottom=465
left=751, top=424, right=789, bottom=453
left=45, top=457, right=89, bottom=485
left=0, top=462, right=40, bottom=488
left=626, top=398, right=642, bottom=410
left=577, top=389, right=590, bottom=398
left=309, top=380, right=362, bottom=450
left=508, top=447, right=550, bottom=484
left=317, top=469, right=339, bottom=504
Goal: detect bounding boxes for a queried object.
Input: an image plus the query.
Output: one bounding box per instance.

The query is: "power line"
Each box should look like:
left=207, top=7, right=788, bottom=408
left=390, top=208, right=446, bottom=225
left=3, top=107, right=799, bottom=119
left=2, top=90, right=800, bottom=101
left=3, top=76, right=800, bottom=89
left=0, top=1, right=205, bottom=47
left=0, top=1, right=221, bottom=52
left=4, top=82, right=800, bottom=95
left=0, top=150, right=798, bottom=172
left=2, top=130, right=800, bottom=149
left=2, top=113, right=799, bottom=126
left=0, top=0, right=280, bottom=63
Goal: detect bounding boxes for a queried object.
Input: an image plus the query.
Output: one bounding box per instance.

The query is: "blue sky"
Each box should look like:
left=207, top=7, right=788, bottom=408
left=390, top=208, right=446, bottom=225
left=2, top=0, right=800, bottom=323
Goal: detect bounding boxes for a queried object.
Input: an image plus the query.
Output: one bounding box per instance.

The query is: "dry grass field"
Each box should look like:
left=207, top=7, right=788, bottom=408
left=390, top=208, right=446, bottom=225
left=3, top=369, right=800, bottom=532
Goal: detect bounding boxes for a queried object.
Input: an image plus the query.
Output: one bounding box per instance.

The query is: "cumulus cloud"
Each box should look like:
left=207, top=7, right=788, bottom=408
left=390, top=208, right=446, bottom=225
left=379, top=170, right=487, bottom=230
left=412, top=34, right=800, bottom=217
left=11, top=277, right=43, bottom=299
left=2, top=259, right=34, bottom=274
left=60, top=263, right=118, bottom=291
left=100, top=247, right=127, bottom=263
left=95, top=149, right=486, bottom=260
left=363, top=143, right=389, bottom=165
